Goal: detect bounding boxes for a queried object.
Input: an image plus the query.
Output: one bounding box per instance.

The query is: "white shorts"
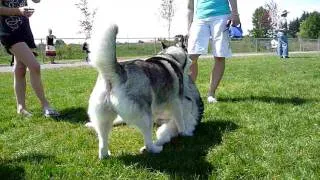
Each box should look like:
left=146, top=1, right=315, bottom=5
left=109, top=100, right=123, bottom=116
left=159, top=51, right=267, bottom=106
left=188, top=14, right=232, bottom=58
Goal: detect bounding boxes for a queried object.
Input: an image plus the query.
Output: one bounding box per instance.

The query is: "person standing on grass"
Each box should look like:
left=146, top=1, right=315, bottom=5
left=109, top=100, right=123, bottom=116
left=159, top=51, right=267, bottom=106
left=0, top=0, right=59, bottom=117
left=46, top=28, right=57, bottom=64
left=187, top=0, right=241, bottom=103
left=277, top=10, right=289, bottom=59
left=82, top=41, right=90, bottom=62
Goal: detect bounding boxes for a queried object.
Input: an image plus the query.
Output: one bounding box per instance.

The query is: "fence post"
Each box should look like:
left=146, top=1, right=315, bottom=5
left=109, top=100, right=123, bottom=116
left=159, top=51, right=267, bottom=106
left=318, top=39, right=320, bottom=51
left=41, top=38, right=45, bottom=63
left=154, top=38, right=157, bottom=54
left=299, top=38, right=302, bottom=52
left=255, top=38, right=258, bottom=52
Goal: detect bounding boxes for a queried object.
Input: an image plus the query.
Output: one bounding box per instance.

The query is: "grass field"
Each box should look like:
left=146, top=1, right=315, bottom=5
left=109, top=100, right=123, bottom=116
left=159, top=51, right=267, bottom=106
left=0, top=54, right=319, bottom=179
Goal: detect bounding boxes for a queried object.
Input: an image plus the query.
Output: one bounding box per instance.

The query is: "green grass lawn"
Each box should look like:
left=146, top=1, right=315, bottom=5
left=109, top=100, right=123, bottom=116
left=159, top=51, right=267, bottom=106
left=0, top=54, right=320, bottom=179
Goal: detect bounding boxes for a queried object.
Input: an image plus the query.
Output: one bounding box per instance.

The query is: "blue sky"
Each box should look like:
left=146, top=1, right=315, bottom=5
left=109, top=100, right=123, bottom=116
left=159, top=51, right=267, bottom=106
left=29, top=0, right=320, bottom=40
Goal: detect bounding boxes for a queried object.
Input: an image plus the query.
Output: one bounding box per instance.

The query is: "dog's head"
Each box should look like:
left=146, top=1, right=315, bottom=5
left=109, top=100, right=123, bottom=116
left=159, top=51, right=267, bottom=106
left=158, top=35, right=190, bottom=70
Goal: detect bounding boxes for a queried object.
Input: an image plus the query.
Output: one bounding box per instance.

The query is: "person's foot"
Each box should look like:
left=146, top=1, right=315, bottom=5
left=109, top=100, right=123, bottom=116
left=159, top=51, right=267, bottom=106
left=18, top=109, right=32, bottom=117
left=207, top=96, right=218, bottom=104
left=43, top=108, right=60, bottom=118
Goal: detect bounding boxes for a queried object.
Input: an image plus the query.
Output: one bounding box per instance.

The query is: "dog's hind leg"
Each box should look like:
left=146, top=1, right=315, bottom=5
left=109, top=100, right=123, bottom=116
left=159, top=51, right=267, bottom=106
left=89, top=105, right=116, bottom=159
left=113, top=115, right=126, bottom=126
left=171, top=99, right=186, bottom=135
left=155, top=119, right=178, bottom=146
left=181, top=98, right=197, bottom=136
left=136, top=113, right=163, bottom=154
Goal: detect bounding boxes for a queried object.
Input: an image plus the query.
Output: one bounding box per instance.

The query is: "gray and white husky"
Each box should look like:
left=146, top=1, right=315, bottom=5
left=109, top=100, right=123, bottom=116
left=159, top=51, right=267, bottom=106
left=86, top=24, right=203, bottom=159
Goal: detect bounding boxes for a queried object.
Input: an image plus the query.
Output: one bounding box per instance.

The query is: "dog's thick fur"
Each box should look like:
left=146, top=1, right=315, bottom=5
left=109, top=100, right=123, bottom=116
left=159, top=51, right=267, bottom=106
left=87, top=24, right=203, bottom=159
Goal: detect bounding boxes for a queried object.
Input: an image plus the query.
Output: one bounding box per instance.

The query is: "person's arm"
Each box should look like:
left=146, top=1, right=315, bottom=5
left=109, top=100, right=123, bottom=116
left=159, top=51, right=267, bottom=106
left=46, top=36, right=49, bottom=45
left=0, top=0, right=34, bottom=17
left=187, top=0, right=194, bottom=33
left=228, top=0, right=240, bottom=25
left=285, top=18, right=288, bottom=32
left=0, top=7, right=34, bottom=17
left=0, top=7, right=22, bottom=16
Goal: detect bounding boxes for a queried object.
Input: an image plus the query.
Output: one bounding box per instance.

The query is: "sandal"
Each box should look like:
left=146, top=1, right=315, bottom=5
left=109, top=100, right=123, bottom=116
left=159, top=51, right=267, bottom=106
left=18, top=109, right=33, bottom=118
left=43, top=108, right=60, bottom=118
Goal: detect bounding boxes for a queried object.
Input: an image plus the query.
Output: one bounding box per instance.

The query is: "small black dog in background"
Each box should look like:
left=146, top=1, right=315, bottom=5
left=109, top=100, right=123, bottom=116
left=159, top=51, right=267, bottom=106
left=174, top=35, right=188, bottom=51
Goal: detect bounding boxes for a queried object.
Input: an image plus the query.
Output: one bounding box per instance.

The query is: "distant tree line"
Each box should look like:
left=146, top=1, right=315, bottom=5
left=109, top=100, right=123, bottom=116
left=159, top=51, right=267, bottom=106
left=249, top=1, right=320, bottom=39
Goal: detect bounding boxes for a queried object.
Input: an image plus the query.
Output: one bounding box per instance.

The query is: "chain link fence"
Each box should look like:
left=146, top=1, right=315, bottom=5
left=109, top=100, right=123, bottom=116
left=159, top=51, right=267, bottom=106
left=234, top=38, right=320, bottom=53
left=0, top=37, right=319, bottom=65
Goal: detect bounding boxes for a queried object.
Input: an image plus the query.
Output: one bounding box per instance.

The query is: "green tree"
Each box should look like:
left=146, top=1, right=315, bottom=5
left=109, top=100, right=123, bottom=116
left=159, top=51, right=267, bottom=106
left=288, top=11, right=310, bottom=38
left=249, top=6, right=272, bottom=38
left=75, top=0, right=97, bottom=40
left=300, top=11, right=311, bottom=22
left=288, top=18, right=300, bottom=38
left=299, top=11, right=320, bottom=39
left=55, top=39, right=66, bottom=47
left=265, top=0, right=279, bottom=33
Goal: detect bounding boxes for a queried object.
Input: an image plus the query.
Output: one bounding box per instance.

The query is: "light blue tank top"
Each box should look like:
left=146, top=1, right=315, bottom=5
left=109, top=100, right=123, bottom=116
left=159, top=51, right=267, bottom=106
left=196, top=0, right=231, bottom=19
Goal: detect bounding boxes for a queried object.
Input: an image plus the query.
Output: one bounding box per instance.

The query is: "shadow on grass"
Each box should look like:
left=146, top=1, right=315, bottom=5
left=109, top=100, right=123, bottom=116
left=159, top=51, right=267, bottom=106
left=115, top=120, right=238, bottom=179
left=57, top=107, right=89, bottom=123
left=285, top=56, right=317, bottom=59
left=0, top=153, right=55, bottom=180
left=219, top=95, right=315, bottom=105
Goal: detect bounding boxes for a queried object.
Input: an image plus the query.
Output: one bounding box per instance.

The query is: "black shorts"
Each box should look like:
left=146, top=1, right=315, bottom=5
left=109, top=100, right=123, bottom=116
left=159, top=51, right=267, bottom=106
left=0, top=19, right=36, bottom=54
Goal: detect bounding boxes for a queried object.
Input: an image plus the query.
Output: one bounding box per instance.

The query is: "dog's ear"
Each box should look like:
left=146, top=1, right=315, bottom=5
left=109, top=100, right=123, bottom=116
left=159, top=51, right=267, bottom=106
left=161, top=41, right=168, bottom=49
left=174, top=35, right=188, bottom=51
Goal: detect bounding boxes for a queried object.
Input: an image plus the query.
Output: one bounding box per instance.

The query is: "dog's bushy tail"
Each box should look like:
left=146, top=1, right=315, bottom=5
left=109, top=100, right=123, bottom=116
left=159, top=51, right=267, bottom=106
left=90, top=24, right=119, bottom=82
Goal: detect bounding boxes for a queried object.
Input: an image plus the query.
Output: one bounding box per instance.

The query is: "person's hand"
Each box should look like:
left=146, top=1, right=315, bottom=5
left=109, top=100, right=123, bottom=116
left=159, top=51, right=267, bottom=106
left=231, top=13, right=241, bottom=26
left=19, top=7, right=34, bottom=18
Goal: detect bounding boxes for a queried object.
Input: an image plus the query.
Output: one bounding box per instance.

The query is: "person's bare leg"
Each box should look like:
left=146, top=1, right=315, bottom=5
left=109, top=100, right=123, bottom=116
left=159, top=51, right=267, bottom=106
left=208, top=57, right=225, bottom=103
left=189, top=54, right=200, bottom=82
left=50, top=57, right=55, bottom=64
left=10, top=42, right=50, bottom=110
left=13, top=59, right=31, bottom=115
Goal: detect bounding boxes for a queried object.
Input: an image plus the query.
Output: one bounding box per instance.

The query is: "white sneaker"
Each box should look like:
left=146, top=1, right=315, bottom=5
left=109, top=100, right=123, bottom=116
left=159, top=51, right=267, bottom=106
left=207, top=96, right=218, bottom=104
left=43, top=108, right=60, bottom=118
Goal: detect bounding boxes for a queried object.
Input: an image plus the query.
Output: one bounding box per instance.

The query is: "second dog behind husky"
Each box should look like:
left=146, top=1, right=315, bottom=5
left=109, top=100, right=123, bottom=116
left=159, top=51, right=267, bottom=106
left=87, top=24, right=203, bottom=159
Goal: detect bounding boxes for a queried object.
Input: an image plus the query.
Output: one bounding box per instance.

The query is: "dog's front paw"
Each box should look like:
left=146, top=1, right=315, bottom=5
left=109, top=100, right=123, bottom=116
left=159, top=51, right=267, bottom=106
left=139, top=144, right=163, bottom=154
left=99, top=149, right=111, bottom=159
